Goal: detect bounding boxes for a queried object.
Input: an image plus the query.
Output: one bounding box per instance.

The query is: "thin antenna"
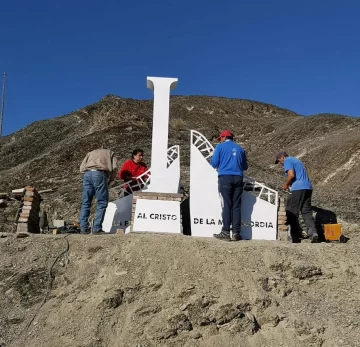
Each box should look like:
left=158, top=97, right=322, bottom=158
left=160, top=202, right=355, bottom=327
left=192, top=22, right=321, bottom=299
left=0, top=72, right=6, bottom=137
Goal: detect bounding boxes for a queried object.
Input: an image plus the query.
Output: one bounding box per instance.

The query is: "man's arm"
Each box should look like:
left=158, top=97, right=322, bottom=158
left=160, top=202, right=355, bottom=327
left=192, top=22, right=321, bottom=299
left=282, top=159, right=295, bottom=191
left=109, top=154, right=118, bottom=182
left=210, top=146, right=220, bottom=169
left=79, top=154, right=89, bottom=173
left=282, top=169, right=295, bottom=191
left=117, top=161, right=132, bottom=181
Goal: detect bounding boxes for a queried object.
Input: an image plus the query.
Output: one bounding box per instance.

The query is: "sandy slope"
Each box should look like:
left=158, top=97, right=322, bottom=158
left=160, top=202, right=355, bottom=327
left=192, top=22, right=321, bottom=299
left=1, top=232, right=360, bottom=347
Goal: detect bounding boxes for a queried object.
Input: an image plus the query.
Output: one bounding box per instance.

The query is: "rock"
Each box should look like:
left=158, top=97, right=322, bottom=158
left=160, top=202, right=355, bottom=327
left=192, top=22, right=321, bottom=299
left=101, top=289, right=124, bottom=309
left=191, top=331, right=202, bottom=339
left=115, top=270, right=128, bottom=276
left=16, top=232, right=30, bottom=239
left=6, top=314, right=24, bottom=324
left=187, top=296, right=216, bottom=326
left=167, top=313, right=193, bottom=333
left=258, top=314, right=280, bottom=328
left=279, top=288, right=293, bottom=297
left=292, top=266, right=322, bottom=280
left=135, top=305, right=162, bottom=317
left=213, top=304, right=243, bottom=325
left=227, top=317, right=258, bottom=336
left=202, top=325, right=219, bottom=338
left=146, top=313, right=193, bottom=341
left=180, top=303, right=189, bottom=311
left=245, top=312, right=256, bottom=323
left=293, top=320, right=313, bottom=336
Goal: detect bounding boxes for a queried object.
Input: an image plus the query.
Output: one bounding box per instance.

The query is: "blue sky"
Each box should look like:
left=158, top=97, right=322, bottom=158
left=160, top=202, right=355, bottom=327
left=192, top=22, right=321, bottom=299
left=0, top=0, right=359, bottom=135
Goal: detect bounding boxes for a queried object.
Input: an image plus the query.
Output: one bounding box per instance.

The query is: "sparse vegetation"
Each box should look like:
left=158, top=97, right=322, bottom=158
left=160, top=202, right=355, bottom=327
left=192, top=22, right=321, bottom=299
left=171, top=117, right=186, bottom=130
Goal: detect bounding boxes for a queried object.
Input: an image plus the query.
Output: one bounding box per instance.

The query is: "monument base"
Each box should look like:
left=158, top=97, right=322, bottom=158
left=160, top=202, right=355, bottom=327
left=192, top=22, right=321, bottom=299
left=131, top=192, right=183, bottom=234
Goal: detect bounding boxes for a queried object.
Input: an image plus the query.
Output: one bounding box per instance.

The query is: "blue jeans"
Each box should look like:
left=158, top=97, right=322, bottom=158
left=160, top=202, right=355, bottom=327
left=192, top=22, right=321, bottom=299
left=79, top=171, right=109, bottom=232
left=218, top=175, right=243, bottom=235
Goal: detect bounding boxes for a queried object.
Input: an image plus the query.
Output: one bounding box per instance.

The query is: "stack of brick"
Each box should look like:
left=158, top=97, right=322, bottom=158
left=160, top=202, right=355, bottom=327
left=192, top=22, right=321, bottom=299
left=131, top=191, right=183, bottom=232
left=16, top=186, right=42, bottom=234
left=277, top=197, right=288, bottom=241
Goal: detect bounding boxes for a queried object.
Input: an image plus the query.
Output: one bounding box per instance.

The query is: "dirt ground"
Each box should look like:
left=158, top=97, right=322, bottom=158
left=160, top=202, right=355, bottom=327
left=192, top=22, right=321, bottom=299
left=1, top=231, right=360, bottom=347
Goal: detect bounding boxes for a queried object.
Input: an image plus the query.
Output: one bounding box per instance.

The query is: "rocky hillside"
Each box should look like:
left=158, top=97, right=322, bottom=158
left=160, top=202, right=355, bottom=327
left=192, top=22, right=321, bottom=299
left=0, top=95, right=359, bottom=230
left=1, top=232, right=360, bottom=347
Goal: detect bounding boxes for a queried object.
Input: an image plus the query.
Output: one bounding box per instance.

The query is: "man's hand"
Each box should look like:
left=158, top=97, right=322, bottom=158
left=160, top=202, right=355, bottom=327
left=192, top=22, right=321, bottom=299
left=282, top=183, right=290, bottom=191
left=282, top=169, right=294, bottom=191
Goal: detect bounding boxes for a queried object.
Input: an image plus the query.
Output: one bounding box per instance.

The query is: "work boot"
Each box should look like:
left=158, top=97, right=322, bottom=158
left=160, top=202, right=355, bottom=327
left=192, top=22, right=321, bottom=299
left=213, top=230, right=231, bottom=242
left=309, top=233, right=319, bottom=243
left=290, top=228, right=303, bottom=243
left=231, top=233, right=242, bottom=241
left=92, top=230, right=105, bottom=235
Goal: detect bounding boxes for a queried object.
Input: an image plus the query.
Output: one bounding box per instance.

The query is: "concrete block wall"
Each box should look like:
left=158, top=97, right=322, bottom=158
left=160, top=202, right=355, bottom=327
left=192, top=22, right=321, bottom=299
left=16, top=186, right=41, bottom=234
left=277, top=197, right=288, bottom=241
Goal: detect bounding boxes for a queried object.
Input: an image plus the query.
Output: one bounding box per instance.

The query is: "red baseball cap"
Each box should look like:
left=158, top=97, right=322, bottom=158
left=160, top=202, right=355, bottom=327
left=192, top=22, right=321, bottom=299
left=217, top=130, right=233, bottom=141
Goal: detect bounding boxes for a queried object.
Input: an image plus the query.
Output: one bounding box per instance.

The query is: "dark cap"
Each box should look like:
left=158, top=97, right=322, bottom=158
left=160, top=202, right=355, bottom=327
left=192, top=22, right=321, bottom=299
left=274, top=151, right=288, bottom=164
left=217, top=130, right=233, bottom=141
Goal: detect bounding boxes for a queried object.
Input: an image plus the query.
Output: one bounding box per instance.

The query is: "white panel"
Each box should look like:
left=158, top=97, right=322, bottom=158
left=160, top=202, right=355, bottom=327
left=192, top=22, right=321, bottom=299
left=190, top=142, right=222, bottom=237
left=132, top=199, right=181, bottom=234
left=147, top=149, right=180, bottom=194
left=102, top=194, right=132, bottom=233
left=146, top=76, right=178, bottom=193
left=160, top=157, right=180, bottom=193
left=240, top=193, right=277, bottom=240
left=189, top=130, right=278, bottom=240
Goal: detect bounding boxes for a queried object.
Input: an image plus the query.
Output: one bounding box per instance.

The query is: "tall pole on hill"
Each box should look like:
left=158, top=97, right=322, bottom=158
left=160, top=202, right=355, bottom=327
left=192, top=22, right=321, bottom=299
left=0, top=72, right=6, bottom=137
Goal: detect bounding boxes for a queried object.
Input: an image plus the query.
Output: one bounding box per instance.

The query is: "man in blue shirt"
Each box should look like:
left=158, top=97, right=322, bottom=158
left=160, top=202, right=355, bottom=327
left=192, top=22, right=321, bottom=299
left=275, top=151, right=318, bottom=243
left=211, top=130, right=248, bottom=241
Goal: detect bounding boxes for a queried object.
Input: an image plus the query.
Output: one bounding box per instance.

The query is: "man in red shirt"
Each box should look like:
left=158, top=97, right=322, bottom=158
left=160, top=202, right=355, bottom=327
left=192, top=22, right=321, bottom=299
left=117, top=149, right=149, bottom=194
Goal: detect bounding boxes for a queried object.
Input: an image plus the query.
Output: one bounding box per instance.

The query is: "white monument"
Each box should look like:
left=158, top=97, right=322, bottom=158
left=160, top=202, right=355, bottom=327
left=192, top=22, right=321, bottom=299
left=102, top=76, right=280, bottom=240
left=102, top=77, right=181, bottom=234
left=189, top=130, right=278, bottom=240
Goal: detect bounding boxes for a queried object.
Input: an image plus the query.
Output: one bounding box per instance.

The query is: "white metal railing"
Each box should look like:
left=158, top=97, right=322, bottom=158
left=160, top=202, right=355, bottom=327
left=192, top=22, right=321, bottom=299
left=118, top=145, right=179, bottom=196
left=191, top=130, right=279, bottom=206
left=167, top=145, right=179, bottom=167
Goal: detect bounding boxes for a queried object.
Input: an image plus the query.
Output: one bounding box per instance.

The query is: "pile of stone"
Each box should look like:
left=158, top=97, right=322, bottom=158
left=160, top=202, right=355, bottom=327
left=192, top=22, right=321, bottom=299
left=15, top=186, right=42, bottom=234
left=277, top=197, right=288, bottom=240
